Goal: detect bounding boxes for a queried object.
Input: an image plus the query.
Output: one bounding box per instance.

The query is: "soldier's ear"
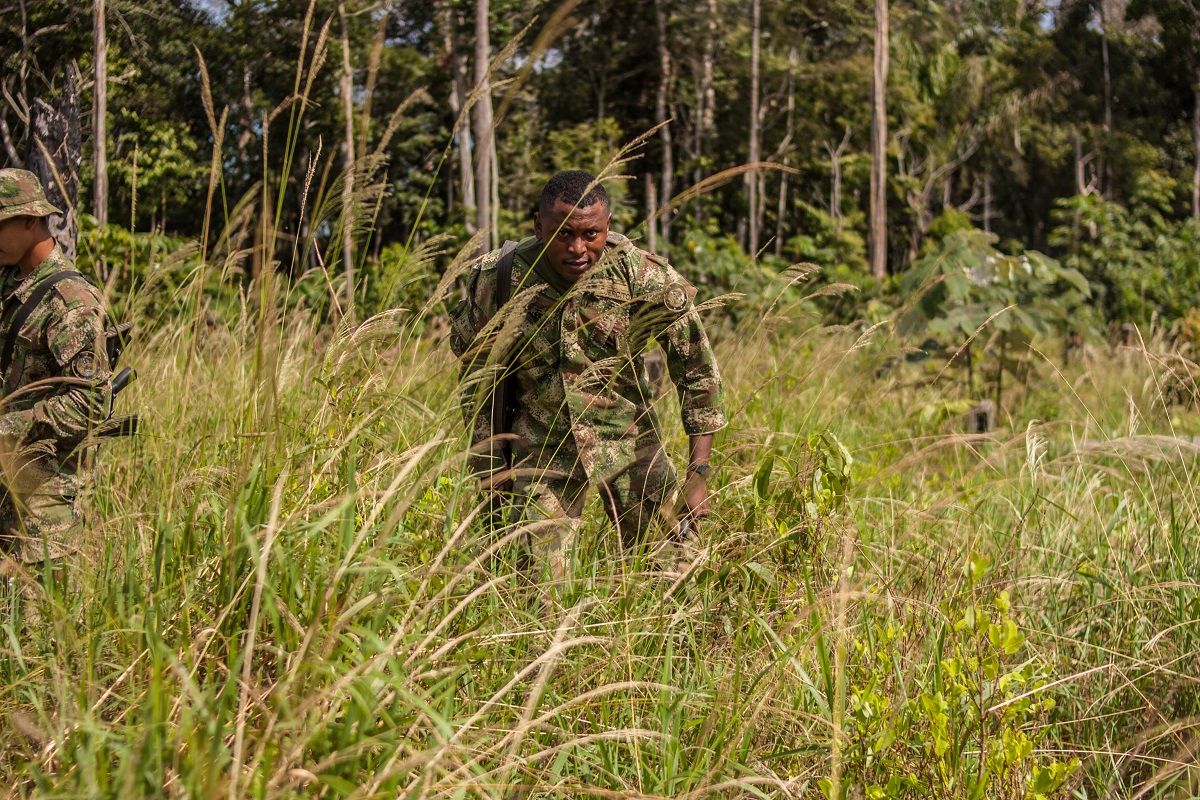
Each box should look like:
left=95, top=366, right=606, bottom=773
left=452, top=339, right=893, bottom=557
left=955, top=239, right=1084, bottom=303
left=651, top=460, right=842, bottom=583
left=532, top=211, right=543, bottom=239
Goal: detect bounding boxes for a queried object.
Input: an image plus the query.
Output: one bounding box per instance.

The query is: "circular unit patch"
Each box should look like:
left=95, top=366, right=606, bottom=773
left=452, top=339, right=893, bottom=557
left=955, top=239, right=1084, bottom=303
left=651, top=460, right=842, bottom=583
left=663, top=283, right=689, bottom=313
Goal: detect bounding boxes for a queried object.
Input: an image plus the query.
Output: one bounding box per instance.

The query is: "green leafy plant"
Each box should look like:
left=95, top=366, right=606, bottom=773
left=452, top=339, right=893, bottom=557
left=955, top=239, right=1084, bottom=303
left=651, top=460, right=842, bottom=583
left=897, top=228, right=1092, bottom=407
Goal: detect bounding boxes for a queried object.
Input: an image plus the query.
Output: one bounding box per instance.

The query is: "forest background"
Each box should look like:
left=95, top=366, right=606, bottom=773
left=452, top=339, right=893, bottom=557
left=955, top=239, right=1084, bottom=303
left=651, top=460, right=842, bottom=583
left=4, top=0, right=1200, bottom=331
left=2, top=1, right=1200, bottom=798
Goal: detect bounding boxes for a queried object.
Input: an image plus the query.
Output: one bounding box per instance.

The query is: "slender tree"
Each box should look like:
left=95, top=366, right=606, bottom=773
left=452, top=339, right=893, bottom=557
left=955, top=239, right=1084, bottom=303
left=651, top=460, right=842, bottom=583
left=440, top=2, right=475, bottom=231
left=773, top=46, right=798, bottom=258
left=1194, top=68, right=1200, bottom=217
left=92, top=0, right=107, bottom=226
left=654, top=0, right=674, bottom=252
left=692, top=0, right=717, bottom=223
left=746, top=0, right=761, bottom=257
left=473, top=0, right=494, bottom=249
left=869, top=0, right=889, bottom=279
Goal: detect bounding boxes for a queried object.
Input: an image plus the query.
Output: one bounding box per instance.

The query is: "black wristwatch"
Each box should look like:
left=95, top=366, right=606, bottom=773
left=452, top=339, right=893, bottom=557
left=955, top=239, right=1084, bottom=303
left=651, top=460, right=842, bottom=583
left=686, top=462, right=710, bottom=478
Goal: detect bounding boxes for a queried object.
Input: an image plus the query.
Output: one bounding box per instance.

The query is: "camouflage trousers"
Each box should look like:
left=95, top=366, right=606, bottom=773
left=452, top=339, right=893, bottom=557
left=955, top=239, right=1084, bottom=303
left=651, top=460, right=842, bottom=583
left=0, top=455, right=81, bottom=569
left=500, top=445, right=678, bottom=581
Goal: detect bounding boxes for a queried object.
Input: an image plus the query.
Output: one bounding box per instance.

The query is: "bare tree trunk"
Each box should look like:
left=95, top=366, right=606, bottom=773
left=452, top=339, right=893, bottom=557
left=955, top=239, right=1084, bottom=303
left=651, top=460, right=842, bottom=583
left=92, top=0, right=108, bottom=226
left=473, top=0, right=494, bottom=250
left=746, top=0, right=761, bottom=258
left=774, top=173, right=788, bottom=258
left=29, top=63, right=81, bottom=261
left=441, top=5, right=475, bottom=232
left=826, top=127, right=850, bottom=235
left=338, top=2, right=356, bottom=321
left=654, top=0, right=674, bottom=253
left=694, top=0, right=716, bottom=223
left=1100, top=4, right=1112, bottom=197
left=869, top=0, right=889, bottom=279
left=774, top=47, right=797, bottom=258
left=0, top=115, right=21, bottom=166
left=1193, top=73, right=1200, bottom=218
left=490, top=136, right=499, bottom=237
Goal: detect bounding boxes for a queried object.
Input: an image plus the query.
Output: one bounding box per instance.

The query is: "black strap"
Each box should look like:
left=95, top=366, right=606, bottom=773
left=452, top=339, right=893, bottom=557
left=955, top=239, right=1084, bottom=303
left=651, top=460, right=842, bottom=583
left=1, top=270, right=88, bottom=376
left=495, top=240, right=518, bottom=306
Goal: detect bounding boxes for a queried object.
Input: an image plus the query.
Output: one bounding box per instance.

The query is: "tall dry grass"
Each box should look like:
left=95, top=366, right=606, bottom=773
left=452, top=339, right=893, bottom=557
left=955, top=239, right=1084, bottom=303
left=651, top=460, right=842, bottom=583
left=1, top=5, right=1198, bottom=798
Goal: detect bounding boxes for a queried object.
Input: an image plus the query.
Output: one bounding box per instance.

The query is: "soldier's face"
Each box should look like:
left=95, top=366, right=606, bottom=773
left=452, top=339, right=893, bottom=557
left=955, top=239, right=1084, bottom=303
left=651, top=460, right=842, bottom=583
left=533, top=199, right=610, bottom=283
left=0, top=216, right=36, bottom=266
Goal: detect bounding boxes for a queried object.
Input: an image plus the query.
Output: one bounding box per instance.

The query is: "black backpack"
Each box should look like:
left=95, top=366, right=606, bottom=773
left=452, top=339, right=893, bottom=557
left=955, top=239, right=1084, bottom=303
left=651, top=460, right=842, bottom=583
left=1, top=270, right=138, bottom=438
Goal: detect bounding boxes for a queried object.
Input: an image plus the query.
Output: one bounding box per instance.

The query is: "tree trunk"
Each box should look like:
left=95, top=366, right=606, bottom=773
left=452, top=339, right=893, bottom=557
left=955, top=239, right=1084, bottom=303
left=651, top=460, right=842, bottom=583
left=826, top=127, right=850, bottom=235
left=746, top=0, right=761, bottom=258
left=0, top=115, right=21, bottom=166
left=1100, top=4, right=1112, bottom=197
left=774, top=47, right=797, bottom=258
left=441, top=4, right=475, bottom=230
left=694, top=0, right=717, bottom=223
left=28, top=63, right=81, bottom=262
left=92, top=0, right=108, bottom=226
left=1193, top=72, right=1199, bottom=218
left=472, top=0, right=494, bottom=250
left=869, top=0, right=889, bottom=279
left=654, top=0, right=674, bottom=253
left=338, top=2, right=356, bottom=321
left=490, top=136, right=499, bottom=237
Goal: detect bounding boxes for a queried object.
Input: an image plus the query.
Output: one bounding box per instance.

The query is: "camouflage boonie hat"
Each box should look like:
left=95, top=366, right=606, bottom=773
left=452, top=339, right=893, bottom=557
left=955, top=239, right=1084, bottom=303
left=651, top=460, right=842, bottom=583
left=0, top=169, right=61, bottom=223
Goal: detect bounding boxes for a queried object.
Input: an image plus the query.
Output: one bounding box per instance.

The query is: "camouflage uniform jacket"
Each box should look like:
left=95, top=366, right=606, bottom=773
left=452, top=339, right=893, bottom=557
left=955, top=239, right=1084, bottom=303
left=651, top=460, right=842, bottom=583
left=0, top=245, right=112, bottom=460
left=450, top=233, right=726, bottom=483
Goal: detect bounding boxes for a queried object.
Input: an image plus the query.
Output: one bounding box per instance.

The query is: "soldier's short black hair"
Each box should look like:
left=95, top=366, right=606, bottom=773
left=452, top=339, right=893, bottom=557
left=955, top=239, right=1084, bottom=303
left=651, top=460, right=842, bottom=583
left=538, top=170, right=609, bottom=214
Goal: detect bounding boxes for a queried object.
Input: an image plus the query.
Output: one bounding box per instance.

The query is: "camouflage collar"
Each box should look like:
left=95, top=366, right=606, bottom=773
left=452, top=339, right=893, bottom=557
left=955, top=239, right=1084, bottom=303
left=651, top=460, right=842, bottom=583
left=5, top=244, right=69, bottom=303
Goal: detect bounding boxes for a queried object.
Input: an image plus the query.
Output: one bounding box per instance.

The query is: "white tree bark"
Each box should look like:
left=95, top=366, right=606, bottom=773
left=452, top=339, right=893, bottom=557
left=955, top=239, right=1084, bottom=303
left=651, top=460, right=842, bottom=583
left=441, top=3, right=475, bottom=230
left=746, top=0, right=761, bottom=257
left=1193, top=73, right=1199, bottom=218
left=473, top=0, right=494, bottom=250
left=693, top=0, right=717, bottom=222
left=92, top=0, right=108, bottom=226
left=654, top=0, right=674, bottom=253
left=869, top=0, right=889, bottom=279
left=774, top=47, right=797, bottom=258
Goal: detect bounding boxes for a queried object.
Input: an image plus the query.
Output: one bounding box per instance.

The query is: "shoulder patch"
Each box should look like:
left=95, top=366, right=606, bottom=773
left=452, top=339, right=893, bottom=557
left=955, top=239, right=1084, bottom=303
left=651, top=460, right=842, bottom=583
left=663, top=282, right=691, bottom=313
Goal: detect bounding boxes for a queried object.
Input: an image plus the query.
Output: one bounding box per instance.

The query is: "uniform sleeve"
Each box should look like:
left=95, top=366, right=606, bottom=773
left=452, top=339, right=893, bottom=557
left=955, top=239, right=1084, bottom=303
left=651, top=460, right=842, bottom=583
left=448, top=258, right=507, bottom=474
left=0, top=297, right=112, bottom=444
left=630, top=254, right=727, bottom=436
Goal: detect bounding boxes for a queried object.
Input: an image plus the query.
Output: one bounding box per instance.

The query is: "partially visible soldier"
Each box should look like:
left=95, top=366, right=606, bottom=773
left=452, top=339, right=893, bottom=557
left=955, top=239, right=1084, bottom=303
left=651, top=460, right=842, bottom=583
left=0, top=169, right=112, bottom=586
left=450, top=170, right=726, bottom=579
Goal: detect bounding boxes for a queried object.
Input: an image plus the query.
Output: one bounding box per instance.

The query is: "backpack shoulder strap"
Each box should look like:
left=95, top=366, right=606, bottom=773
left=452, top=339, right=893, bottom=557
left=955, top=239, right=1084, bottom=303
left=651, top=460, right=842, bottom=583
left=495, top=240, right=519, bottom=310
left=1, top=270, right=88, bottom=375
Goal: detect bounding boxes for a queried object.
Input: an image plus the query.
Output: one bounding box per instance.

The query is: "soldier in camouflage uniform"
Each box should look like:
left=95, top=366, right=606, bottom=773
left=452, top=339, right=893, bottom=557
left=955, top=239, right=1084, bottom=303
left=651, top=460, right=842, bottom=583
left=450, top=171, right=726, bottom=578
left=0, top=169, right=111, bottom=575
